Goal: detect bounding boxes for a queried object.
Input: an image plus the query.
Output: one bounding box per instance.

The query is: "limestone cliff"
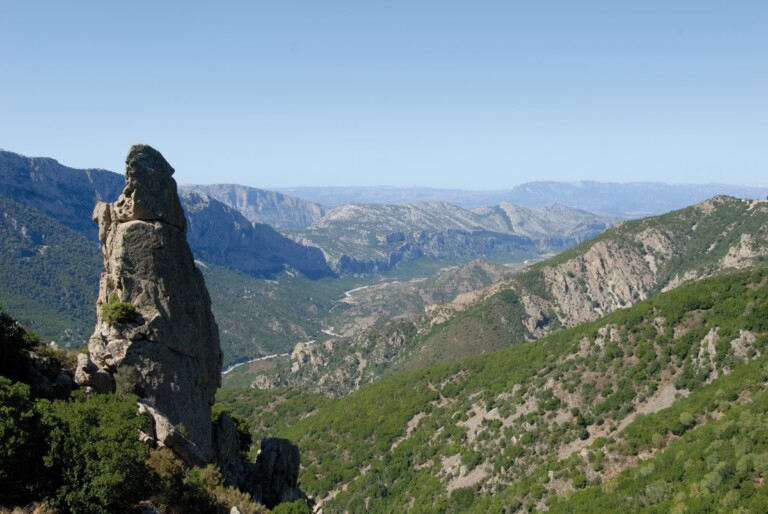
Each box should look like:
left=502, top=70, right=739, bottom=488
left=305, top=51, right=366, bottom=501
left=76, top=145, right=223, bottom=464
left=181, top=183, right=327, bottom=229
left=181, top=189, right=333, bottom=279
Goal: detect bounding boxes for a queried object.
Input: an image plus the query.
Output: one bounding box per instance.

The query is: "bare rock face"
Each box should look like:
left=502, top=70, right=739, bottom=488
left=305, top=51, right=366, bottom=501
left=76, top=144, right=223, bottom=463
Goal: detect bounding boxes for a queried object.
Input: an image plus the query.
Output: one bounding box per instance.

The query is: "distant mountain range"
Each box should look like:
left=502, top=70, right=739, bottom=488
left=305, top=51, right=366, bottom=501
left=0, top=150, right=620, bottom=276
left=277, top=182, right=768, bottom=217
left=290, top=201, right=612, bottom=273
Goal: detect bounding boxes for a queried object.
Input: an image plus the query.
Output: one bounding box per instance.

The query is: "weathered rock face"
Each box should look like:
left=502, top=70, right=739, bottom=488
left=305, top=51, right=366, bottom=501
left=76, top=144, right=223, bottom=463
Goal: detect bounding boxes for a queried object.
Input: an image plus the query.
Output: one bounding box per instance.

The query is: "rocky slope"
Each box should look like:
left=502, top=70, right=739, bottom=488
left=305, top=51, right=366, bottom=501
left=253, top=195, right=768, bottom=396
left=324, top=259, right=514, bottom=337
left=182, top=183, right=326, bottom=229
left=230, top=265, right=768, bottom=512
left=275, top=185, right=502, bottom=208
left=473, top=202, right=613, bottom=240
left=291, top=202, right=612, bottom=273
left=0, top=150, right=124, bottom=240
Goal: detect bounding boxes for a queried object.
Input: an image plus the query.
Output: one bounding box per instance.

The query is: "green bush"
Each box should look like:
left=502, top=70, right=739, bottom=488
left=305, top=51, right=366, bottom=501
left=185, top=465, right=268, bottom=514
left=0, top=376, right=49, bottom=504
left=101, top=292, right=139, bottom=326
left=272, top=500, right=311, bottom=514
left=146, top=448, right=187, bottom=513
left=41, top=391, right=152, bottom=514
left=0, top=305, right=39, bottom=381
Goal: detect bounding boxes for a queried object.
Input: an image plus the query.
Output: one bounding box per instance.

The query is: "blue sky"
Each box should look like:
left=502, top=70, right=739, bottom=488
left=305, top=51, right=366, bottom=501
left=1, top=1, right=766, bottom=189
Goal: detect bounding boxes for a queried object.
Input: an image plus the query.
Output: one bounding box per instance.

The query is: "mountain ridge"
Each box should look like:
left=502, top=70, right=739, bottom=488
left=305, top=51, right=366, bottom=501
left=0, top=149, right=333, bottom=279
left=246, top=195, right=768, bottom=396
left=290, top=201, right=612, bottom=273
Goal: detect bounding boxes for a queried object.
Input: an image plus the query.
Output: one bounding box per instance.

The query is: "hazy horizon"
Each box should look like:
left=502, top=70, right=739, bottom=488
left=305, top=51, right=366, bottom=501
left=4, top=146, right=768, bottom=192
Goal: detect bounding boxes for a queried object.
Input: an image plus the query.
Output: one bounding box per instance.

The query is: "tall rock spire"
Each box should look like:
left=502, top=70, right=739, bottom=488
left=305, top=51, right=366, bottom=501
left=76, top=144, right=223, bottom=464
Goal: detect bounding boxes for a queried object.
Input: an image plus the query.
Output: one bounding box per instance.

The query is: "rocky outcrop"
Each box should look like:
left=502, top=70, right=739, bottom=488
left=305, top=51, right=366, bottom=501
left=249, top=438, right=306, bottom=509
left=212, top=413, right=247, bottom=486
left=538, top=231, right=667, bottom=328
left=75, top=144, right=223, bottom=463
left=74, top=145, right=308, bottom=508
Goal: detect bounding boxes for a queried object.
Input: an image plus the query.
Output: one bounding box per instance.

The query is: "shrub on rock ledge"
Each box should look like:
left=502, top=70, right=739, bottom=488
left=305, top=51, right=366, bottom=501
left=101, top=292, right=139, bottom=326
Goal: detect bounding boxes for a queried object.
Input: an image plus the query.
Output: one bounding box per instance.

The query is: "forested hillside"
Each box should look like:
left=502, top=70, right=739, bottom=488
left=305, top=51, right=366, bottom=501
left=0, top=194, right=100, bottom=344
left=221, top=265, right=768, bottom=512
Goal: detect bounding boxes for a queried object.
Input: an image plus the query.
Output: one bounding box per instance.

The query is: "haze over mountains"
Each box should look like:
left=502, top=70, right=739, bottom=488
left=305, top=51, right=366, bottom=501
left=278, top=182, right=768, bottom=217
left=288, top=202, right=611, bottom=273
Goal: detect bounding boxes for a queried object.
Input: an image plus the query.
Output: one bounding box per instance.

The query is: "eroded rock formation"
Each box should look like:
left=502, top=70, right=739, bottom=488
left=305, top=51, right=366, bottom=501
left=75, top=144, right=223, bottom=464
left=75, top=145, right=307, bottom=507
left=250, top=438, right=303, bottom=509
